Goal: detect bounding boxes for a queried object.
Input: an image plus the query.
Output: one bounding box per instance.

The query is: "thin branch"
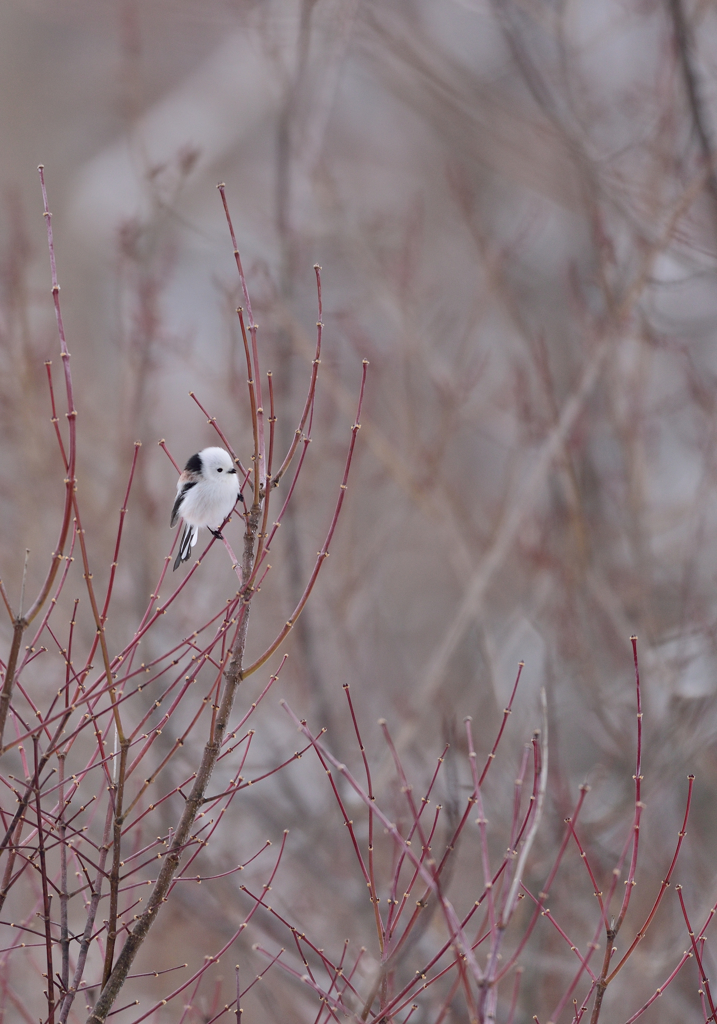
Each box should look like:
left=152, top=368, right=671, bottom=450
left=243, top=360, right=367, bottom=678
left=667, top=0, right=717, bottom=226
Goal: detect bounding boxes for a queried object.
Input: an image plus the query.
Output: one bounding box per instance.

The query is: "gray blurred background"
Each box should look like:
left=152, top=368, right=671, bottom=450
left=2, top=0, right=717, bottom=1020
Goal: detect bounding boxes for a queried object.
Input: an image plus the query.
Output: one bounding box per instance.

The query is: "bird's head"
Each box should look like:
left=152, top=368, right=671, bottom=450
left=198, top=446, right=237, bottom=478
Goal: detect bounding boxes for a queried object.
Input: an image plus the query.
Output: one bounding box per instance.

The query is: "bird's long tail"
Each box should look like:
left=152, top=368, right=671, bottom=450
left=174, top=523, right=199, bottom=571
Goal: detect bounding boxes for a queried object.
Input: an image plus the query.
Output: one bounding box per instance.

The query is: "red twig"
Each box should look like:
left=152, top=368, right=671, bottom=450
left=606, top=774, right=694, bottom=983
left=677, top=885, right=717, bottom=1022
left=243, top=360, right=368, bottom=677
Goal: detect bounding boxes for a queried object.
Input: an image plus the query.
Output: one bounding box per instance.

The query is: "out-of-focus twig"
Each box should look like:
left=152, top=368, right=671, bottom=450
left=667, top=0, right=717, bottom=229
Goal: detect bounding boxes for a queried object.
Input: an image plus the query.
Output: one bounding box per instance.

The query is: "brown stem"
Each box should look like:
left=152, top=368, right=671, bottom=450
left=85, top=502, right=261, bottom=1023
left=0, top=815, right=25, bottom=917
left=58, top=752, right=69, bottom=995
left=589, top=927, right=616, bottom=1024
left=59, top=801, right=114, bottom=1022
left=34, top=738, right=55, bottom=1024
left=0, top=623, right=28, bottom=750
left=101, top=739, right=130, bottom=988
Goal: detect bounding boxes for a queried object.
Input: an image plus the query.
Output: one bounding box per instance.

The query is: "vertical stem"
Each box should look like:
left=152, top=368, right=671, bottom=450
left=58, top=752, right=69, bottom=995
left=0, top=816, right=24, bottom=916
left=218, top=185, right=265, bottom=485
left=59, top=801, right=114, bottom=1023
left=18, top=550, right=30, bottom=619
left=676, top=886, right=717, bottom=1022
left=589, top=637, right=643, bottom=1024
left=86, top=503, right=261, bottom=1024
left=667, top=0, right=717, bottom=228
left=0, top=625, right=27, bottom=750
left=101, top=739, right=130, bottom=987
left=0, top=168, right=78, bottom=749
left=34, top=738, right=55, bottom=1024
left=236, top=308, right=260, bottom=504
left=344, top=683, right=383, bottom=951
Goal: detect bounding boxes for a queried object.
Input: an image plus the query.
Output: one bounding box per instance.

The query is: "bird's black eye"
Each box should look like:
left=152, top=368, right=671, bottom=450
left=217, top=467, right=223, bottom=473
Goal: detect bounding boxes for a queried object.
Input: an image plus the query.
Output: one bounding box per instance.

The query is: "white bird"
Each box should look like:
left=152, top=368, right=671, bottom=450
left=171, top=447, right=242, bottom=570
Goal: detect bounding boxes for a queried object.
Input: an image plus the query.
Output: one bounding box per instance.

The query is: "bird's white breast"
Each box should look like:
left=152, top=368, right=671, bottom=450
left=179, top=474, right=239, bottom=528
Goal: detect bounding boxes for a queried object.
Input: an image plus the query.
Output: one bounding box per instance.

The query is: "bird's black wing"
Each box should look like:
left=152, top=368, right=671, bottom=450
left=173, top=523, right=198, bottom=571
left=170, top=480, right=198, bottom=528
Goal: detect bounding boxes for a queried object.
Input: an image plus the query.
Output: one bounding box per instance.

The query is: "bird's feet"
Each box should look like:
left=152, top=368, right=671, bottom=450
left=209, top=528, right=224, bottom=540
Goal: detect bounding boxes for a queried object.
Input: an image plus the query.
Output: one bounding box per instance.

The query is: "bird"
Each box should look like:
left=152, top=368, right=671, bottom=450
left=171, top=447, right=242, bottom=571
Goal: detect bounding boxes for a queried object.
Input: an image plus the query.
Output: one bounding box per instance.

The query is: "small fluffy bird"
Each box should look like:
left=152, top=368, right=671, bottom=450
left=171, top=447, right=242, bottom=570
